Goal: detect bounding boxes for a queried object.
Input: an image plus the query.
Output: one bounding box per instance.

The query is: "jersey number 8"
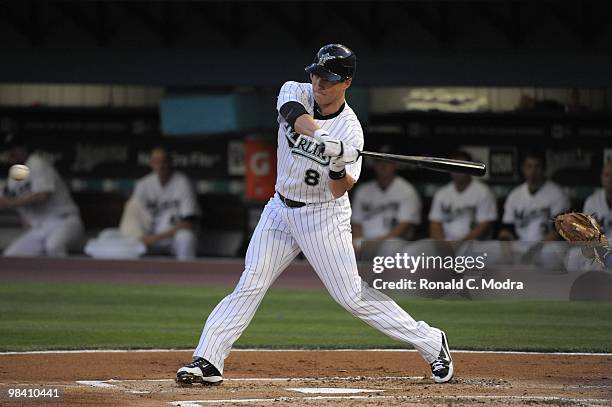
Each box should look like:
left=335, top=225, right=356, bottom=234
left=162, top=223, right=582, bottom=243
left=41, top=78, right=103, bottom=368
left=304, top=169, right=320, bottom=186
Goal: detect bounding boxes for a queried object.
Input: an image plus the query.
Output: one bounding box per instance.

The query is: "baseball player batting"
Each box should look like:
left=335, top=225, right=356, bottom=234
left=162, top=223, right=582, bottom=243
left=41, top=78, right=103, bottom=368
left=177, top=44, right=453, bottom=385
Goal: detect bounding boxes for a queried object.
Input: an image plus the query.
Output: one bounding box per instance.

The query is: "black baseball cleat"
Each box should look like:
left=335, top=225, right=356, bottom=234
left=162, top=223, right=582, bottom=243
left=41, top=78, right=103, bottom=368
left=176, top=357, right=223, bottom=386
left=430, top=331, right=454, bottom=384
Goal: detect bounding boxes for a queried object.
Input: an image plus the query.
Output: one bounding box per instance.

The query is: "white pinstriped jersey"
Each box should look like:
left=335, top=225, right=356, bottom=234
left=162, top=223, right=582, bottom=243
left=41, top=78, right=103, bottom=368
left=275, top=81, right=364, bottom=203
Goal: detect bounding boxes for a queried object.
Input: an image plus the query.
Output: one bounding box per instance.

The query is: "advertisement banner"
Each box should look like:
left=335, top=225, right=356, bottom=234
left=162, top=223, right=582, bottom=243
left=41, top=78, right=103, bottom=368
left=244, top=138, right=276, bottom=202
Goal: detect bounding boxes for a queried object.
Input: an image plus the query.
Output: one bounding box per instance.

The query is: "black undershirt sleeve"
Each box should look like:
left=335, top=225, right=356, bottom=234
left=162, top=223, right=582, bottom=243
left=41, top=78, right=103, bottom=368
left=279, top=101, right=308, bottom=129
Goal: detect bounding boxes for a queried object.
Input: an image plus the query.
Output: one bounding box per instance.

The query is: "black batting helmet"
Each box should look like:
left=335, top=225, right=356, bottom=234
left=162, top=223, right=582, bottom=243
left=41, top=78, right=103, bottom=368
left=305, top=44, right=356, bottom=82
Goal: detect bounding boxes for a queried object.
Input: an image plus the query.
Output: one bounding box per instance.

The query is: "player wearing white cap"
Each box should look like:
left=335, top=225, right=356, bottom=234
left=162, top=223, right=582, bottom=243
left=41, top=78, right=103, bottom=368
left=176, top=44, right=453, bottom=386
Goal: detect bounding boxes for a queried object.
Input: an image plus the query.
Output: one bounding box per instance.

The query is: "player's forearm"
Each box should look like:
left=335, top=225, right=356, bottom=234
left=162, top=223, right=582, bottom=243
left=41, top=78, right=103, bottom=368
left=462, top=221, right=493, bottom=241
left=282, top=105, right=335, bottom=142
left=429, top=222, right=445, bottom=240
left=3, top=192, right=50, bottom=208
left=328, top=175, right=355, bottom=199
left=294, top=114, right=320, bottom=137
left=498, top=226, right=516, bottom=241
left=384, top=222, right=412, bottom=240
left=150, top=221, right=192, bottom=241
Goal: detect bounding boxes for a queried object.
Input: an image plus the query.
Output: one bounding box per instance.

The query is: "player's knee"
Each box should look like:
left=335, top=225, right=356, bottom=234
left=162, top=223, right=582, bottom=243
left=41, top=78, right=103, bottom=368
left=235, top=282, right=268, bottom=296
left=233, top=274, right=270, bottom=297
left=330, top=290, right=361, bottom=310
left=329, top=279, right=373, bottom=310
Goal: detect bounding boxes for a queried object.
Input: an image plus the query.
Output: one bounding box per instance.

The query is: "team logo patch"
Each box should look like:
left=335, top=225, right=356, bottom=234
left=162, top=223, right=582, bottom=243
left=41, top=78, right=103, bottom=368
left=514, top=207, right=551, bottom=228
left=146, top=199, right=180, bottom=217
left=318, top=52, right=336, bottom=65
left=441, top=204, right=477, bottom=223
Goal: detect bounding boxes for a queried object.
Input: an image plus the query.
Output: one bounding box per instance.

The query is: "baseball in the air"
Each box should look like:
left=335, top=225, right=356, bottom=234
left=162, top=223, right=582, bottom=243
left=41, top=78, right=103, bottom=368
left=9, top=164, right=30, bottom=181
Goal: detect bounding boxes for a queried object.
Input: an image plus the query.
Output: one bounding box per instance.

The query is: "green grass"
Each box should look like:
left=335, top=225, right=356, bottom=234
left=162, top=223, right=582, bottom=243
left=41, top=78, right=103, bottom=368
left=0, top=282, right=611, bottom=352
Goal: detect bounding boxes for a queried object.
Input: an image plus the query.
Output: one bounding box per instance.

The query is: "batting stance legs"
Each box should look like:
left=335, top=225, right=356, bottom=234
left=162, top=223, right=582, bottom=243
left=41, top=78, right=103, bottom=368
left=191, top=195, right=443, bottom=374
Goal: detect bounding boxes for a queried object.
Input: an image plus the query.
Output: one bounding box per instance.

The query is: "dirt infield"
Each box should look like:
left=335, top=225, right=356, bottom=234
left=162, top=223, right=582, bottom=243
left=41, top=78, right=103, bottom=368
left=0, top=350, right=610, bottom=406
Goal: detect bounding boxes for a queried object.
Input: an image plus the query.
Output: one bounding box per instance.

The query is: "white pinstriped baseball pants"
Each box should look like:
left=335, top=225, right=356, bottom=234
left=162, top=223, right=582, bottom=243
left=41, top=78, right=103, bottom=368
left=194, top=194, right=442, bottom=373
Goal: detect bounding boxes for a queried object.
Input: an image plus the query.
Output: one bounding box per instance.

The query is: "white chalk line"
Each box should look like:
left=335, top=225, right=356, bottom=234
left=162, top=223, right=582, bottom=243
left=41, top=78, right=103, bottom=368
left=286, top=387, right=382, bottom=394
left=75, top=378, right=612, bottom=405
left=168, top=394, right=611, bottom=406
left=75, top=380, right=117, bottom=389
left=75, top=377, right=418, bottom=398
left=3, top=348, right=611, bottom=356
left=75, top=381, right=155, bottom=394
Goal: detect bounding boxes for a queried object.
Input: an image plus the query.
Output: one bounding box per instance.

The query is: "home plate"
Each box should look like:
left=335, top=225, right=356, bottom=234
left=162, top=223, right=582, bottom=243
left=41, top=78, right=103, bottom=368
left=287, top=387, right=382, bottom=394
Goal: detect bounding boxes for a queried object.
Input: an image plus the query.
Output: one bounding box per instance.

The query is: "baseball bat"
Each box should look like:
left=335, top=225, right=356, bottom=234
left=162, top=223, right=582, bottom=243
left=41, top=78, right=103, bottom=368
left=358, top=151, right=487, bottom=177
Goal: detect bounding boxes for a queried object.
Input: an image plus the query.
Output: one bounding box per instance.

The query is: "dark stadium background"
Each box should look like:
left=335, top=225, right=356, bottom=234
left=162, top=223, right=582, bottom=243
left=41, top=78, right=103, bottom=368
left=1, top=0, right=611, bottom=257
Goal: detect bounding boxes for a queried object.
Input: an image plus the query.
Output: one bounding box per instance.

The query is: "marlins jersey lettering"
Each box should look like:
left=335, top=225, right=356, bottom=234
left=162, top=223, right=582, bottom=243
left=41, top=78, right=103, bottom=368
left=429, top=180, right=497, bottom=241
left=352, top=177, right=421, bottom=240
left=131, top=171, right=199, bottom=233
left=503, top=180, right=569, bottom=241
left=4, top=153, right=80, bottom=226
left=275, top=81, right=364, bottom=203
left=583, top=189, right=612, bottom=233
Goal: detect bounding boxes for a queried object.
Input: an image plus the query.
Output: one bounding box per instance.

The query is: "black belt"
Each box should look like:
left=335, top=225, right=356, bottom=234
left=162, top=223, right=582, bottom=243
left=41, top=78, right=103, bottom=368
left=277, top=192, right=306, bottom=208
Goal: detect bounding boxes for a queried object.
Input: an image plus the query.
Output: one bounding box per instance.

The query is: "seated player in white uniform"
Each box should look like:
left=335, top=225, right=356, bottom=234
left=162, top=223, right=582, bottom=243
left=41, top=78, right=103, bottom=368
left=124, top=147, right=199, bottom=260
left=498, top=150, right=569, bottom=267
left=351, top=156, right=421, bottom=257
left=429, top=150, right=498, bottom=242
left=564, top=162, right=612, bottom=271
left=0, top=133, right=84, bottom=256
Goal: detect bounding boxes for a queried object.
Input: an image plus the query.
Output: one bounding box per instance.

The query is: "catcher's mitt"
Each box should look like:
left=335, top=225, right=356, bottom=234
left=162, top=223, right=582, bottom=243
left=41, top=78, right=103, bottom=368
left=553, top=212, right=611, bottom=265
